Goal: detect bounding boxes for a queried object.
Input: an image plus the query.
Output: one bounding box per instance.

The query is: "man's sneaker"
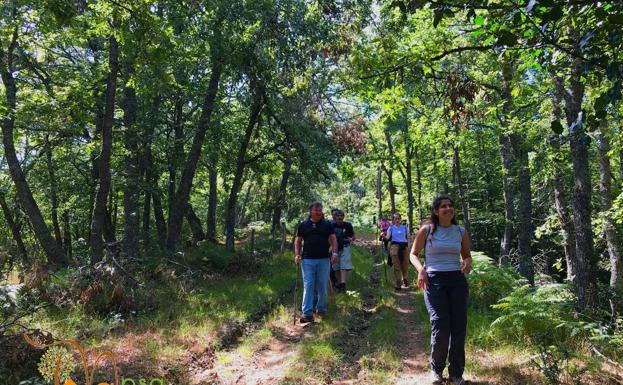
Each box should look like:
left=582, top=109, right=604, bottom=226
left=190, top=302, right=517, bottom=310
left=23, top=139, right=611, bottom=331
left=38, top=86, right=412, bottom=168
left=430, top=370, right=444, bottom=384
left=299, top=314, right=314, bottom=323
left=450, top=376, right=467, bottom=385
left=403, top=279, right=410, bottom=288
left=315, top=311, right=327, bottom=318
left=394, top=285, right=402, bottom=291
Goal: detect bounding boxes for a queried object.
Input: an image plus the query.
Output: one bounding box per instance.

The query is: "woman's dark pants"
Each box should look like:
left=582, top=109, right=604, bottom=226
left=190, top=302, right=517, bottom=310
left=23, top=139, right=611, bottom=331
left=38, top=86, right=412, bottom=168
left=423, top=271, right=469, bottom=378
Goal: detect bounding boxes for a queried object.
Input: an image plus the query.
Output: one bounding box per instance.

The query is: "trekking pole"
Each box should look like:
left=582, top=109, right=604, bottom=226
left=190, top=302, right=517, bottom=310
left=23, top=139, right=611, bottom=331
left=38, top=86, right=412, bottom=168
left=378, top=231, right=388, bottom=286
left=294, top=243, right=302, bottom=325
left=293, top=259, right=299, bottom=325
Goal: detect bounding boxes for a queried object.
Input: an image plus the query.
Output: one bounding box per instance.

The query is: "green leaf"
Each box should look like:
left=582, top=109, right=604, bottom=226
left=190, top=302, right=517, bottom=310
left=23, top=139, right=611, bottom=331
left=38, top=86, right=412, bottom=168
left=474, top=15, right=485, bottom=26
left=551, top=120, right=564, bottom=135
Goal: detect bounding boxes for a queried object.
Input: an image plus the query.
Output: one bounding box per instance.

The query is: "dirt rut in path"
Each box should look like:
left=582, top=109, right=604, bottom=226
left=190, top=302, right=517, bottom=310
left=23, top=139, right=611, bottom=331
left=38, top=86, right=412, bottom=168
left=392, top=288, right=431, bottom=384
left=193, top=320, right=314, bottom=385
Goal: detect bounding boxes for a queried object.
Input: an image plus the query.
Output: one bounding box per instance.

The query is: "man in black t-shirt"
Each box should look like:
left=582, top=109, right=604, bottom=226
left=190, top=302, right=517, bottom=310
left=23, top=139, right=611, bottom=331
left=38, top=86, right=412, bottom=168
left=294, top=202, right=338, bottom=323
left=332, top=209, right=355, bottom=293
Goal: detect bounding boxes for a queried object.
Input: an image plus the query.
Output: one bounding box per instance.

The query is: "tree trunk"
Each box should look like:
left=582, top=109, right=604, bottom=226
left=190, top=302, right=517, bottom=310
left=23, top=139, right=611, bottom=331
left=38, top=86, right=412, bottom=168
left=166, top=59, right=223, bottom=252
left=185, top=203, right=205, bottom=244
left=452, top=125, right=470, bottom=233
left=90, top=35, right=119, bottom=264
left=168, top=95, right=185, bottom=217
left=384, top=130, right=397, bottom=213
left=122, top=65, right=140, bottom=259
left=511, top=133, right=534, bottom=284
left=62, top=210, right=72, bottom=259
left=272, top=158, right=293, bottom=233
left=225, top=86, right=263, bottom=251
left=404, top=138, right=415, bottom=234
left=206, top=166, right=218, bottom=242
left=0, top=193, right=29, bottom=263
left=498, top=62, right=515, bottom=265
left=45, top=135, right=62, bottom=247
left=142, top=149, right=153, bottom=245
left=564, top=54, right=596, bottom=310
left=597, top=121, right=623, bottom=302
left=376, top=165, right=382, bottom=224
left=551, top=78, right=577, bottom=281
left=237, top=181, right=253, bottom=226
left=152, top=186, right=167, bottom=251
left=414, top=146, right=423, bottom=223
left=0, top=30, right=67, bottom=265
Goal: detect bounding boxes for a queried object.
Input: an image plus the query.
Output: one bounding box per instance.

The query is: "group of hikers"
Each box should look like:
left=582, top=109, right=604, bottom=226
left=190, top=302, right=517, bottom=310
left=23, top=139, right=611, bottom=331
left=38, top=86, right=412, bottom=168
left=294, top=196, right=472, bottom=385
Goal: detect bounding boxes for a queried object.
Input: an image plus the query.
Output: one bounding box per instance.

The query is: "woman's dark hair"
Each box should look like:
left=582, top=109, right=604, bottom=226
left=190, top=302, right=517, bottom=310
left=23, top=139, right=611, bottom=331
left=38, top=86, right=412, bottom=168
left=430, top=196, right=458, bottom=235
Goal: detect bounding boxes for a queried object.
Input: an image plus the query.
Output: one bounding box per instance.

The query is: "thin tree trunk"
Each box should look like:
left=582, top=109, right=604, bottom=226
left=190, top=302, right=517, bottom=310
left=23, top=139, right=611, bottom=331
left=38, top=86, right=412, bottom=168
left=166, top=59, right=223, bottom=251
left=384, top=131, right=397, bottom=213
left=206, top=166, right=218, bottom=242
left=414, top=146, right=423, bottom=223
left=0, top=28, right=67, bottom=265
left=90, top=35, right=119, bottom=264
left=377, top=165, right=382, bottom=223
left=552, top=78, right=577, bottom=281
left=122, top=64, right=140, bottom=259
left=498, top=62, right=515, bottom=265
left=511, top=133, right=534, bottom=284
left=237, top=182, right=253, bottom=226
left=452, top=125, right=470, bottom=233
left=106, top=188, right=117, bottom=242
left=272, top=158, right=293, bottom=233
left=0, top=193, right=28, bottom=263
left=45, top=135, right=62, bottom=247
left=564, top=53, right=596, bottom=310
left=597, top=121, right=623, bottom=302
left=142, top=150, right=153, bottom=245
left=168, top=95, right=184, bottom=217
left=62, top=210, right=72, bottom=259
left=225, top=86, right=263, bottom=251
left=404, top=138, right=415, bottom=234
left=185, top=203, right=205, bottom=244
left=152, top=187, right=167, bottom=251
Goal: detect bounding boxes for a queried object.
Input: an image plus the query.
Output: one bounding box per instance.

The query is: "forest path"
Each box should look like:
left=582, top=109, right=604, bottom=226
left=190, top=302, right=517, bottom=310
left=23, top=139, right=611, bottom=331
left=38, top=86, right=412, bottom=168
left=391, top=288, right=432, bottom=385
left=187, top=235, right=503, bottom=385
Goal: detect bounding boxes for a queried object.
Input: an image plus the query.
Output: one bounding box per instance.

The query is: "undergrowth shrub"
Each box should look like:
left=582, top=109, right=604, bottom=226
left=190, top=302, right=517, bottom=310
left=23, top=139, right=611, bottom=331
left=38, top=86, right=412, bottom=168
left=467, top=252, right=523, bottom=311
left=491, top=283, right=582, bottom=384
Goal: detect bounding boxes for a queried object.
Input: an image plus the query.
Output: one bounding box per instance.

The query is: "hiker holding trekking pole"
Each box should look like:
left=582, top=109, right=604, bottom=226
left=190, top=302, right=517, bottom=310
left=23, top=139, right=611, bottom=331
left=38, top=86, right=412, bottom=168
left=294, top=202, right=338, bottom=323
left=385, top=212, right=410, bottom=291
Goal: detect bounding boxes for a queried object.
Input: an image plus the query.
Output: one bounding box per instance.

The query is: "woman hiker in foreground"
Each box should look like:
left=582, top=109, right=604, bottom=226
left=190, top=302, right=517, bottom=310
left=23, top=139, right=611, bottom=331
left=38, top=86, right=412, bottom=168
left=410, top=196, right=472, bottom=385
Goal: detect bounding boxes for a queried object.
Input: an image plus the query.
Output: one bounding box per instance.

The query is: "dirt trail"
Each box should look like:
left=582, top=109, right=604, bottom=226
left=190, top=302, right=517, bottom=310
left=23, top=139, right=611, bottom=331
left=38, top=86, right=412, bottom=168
left=392, top=288, right=431, bottom=384
left=192, top=321, right=314, bottom=385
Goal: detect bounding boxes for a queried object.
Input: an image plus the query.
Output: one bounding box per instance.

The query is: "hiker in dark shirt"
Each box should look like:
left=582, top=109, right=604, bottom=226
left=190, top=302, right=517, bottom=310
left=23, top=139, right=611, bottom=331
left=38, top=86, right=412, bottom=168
left=331, top=209, right=355, bottom=293
left=294, top=202, right=338, bottom=323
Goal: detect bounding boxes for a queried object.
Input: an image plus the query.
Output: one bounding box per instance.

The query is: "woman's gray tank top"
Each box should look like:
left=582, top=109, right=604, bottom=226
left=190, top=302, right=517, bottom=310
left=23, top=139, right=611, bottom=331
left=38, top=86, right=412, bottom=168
left=424, top=224, right=464, bottom=272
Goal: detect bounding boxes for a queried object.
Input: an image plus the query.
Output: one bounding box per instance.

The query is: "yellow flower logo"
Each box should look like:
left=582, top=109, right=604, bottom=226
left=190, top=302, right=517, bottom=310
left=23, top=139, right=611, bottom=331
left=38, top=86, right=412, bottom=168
left=24, top=334, right=120, bottom=385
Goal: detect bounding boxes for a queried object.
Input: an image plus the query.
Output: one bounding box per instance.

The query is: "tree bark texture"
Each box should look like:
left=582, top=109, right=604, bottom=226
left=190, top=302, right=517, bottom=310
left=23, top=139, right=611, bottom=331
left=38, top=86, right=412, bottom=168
left=225, top=85, right=263, bottom=251
left=272, top=157, right=292, bottom=233
left=122, top=65, right=140, bottom=259
left=166, top=59, right=223, bottom=252
left=551, top=78, right=577, bottom=281
left=0, top=193, right=29, bottom=262
left=185, top=203, right=205, bottom=244
left=597, top=122, right=623, bottom=300
left=1, top=29, right=67, bottom=265
left=90, top=35, right=119, bottom=264
left=206, top=166, right=218, bottom=242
